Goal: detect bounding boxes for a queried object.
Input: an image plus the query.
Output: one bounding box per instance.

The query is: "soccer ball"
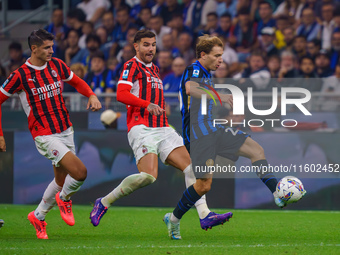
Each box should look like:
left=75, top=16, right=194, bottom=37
left=276, top=176, right=306, bottom=204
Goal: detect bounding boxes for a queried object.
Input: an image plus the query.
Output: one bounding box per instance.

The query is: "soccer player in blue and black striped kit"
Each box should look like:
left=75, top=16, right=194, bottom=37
left=163, top=35, right=285, bottom=240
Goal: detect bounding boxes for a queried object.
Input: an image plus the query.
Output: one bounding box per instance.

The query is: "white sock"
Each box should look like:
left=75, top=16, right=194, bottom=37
left=101, top=172, right=156, bottom=208
left=170, top=213, right=180, bottom=223
left=35, top=178, right=62, bottom=221
left=60, top=175, right=84, bottom=201
left=183, top=164, right=211, bottom=219
left=195, top=197, right=210, bottom=219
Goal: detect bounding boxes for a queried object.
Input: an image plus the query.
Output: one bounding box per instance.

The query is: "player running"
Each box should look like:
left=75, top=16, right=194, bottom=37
left=0, top=29, right=102, bottom=239
left=163, top=35, right=285, bottom=240
left=89, top=30, right=232, bottom=233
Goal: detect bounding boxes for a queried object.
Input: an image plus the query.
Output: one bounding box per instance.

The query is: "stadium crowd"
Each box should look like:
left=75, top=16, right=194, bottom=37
left=2, top=0, right=340, bottom=99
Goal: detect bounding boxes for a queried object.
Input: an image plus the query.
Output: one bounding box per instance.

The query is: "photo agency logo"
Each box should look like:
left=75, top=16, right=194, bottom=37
left=201, top=84, right=312, bottom=130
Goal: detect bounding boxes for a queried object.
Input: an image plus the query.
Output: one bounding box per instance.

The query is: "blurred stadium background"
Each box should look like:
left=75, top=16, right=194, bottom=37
left=0, top=0, right=340, bottom=212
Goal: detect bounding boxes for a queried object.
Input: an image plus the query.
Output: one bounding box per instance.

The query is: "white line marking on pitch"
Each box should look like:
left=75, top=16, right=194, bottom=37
left=1, top=243, right=339, bottom=250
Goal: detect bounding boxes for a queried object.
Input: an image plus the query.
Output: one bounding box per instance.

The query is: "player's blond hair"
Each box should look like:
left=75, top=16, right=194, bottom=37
left=196, top=35, right=223, bottom=59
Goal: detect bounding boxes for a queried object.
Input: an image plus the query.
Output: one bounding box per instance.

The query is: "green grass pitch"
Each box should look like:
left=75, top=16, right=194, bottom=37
left=0, top=204, right=339, bottom=255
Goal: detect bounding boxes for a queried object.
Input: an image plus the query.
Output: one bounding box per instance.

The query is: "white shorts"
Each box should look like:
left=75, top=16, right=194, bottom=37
left=34, top=126, right=76, bottom=167
left=128, top=124, right=184, bottom=164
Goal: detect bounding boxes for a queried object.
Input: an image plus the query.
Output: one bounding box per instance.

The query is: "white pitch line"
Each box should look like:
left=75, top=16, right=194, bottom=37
left=1, top=243, right=339, bottom=250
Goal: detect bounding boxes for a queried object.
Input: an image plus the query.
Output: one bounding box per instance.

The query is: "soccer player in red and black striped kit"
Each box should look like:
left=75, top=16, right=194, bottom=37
left=90, top=29, right=232, bottom=236
left=0, top=29, right=102, bottom=239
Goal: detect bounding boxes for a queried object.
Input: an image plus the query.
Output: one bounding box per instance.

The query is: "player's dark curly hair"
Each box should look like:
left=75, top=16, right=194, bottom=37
left=28, top=29, right=54, bottom=51
left=133, top=29, right=156, bottom=43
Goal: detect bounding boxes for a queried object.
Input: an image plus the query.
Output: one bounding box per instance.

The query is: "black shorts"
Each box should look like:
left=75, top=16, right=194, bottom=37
left=190, top=128, right=249, bottom=178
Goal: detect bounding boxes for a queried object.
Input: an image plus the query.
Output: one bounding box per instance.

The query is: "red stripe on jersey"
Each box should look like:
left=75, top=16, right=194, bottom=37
left=118, top=57, right=168, bottom=131
left=47, top=61, right=71, bottom=131
left=42, top=65, right=64, bottom=133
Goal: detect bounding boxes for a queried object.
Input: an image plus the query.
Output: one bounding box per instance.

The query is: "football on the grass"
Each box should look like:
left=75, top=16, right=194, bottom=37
left=276, top=176, right=306, bottom=204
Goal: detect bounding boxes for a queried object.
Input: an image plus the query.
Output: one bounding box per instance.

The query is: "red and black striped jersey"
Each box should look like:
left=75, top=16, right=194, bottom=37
left=118, top=56, right=168, bottom=132
left=0, top=58, right=74, bottom=139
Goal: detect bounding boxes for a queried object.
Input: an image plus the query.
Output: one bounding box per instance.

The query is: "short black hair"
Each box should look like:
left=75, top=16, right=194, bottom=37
left=91, top=50, right=105, bottom=60
left=52, top=8, right=63, bottom=14
left=237, top=7, right=250, bottom=16
left=221, top=12, right=232, bottom=19
left=85, top=34, right=101, bottom=45
left=250, top=49, right=267, bottom=61
left=207, top=12, right=218, bottom=19
left=171, top=13, right=183, bottom=20
left=134, top=29, right=156, bottom=43
left=67, top=8, right=86, bottom=22
left=276, top=14, right=289, bottom=22
left=28, top=29, right=54, bottom=51
left=294, top=35, right=307, bottom=42
left=116, top=6, right=130, bottom=14
left=67, top=29, right=80, bottom=38
left=300, top=55, right=314, bottom=64
left=259, top=1, right=272, bottom=8
left=308, top=39, right=321, bottom=48
left=140, top=7, right=152, bottom=13
left=9, top=41, right=22, bottom=51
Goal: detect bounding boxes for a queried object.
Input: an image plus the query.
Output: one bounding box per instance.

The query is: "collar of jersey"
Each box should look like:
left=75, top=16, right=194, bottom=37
left=26, top=58, right=47, bottom=70
left=134, top=56, right=152, bottom=68
left=195, top=60, right=211, bottom=77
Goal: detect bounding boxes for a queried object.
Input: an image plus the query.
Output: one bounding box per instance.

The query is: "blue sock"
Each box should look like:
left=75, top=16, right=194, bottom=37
left=253, top=159, right=278, bottom=193
left=173, top=185, right=202, bottom=220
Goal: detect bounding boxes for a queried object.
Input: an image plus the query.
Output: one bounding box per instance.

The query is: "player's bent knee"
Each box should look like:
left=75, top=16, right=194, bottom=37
left=254, top=145, right=265, bottom=160
left=77, top=167, right=87, bottom=181
left=201, top=183, right=212, bottom=193
left=70, top=165, right=87, bottom=181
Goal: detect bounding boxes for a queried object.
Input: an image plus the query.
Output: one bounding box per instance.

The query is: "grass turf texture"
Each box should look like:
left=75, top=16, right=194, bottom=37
left=0, top=205, right=339, bottom=255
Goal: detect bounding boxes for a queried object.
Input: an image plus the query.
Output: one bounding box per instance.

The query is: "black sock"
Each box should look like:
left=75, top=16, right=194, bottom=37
left=253, top=159, right=278, bottom=193
left=173, top=185, right=202, bottom=220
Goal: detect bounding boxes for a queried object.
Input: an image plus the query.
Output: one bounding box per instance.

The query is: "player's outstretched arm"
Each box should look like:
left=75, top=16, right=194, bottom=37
left=87, top=95, right=102, bottom=112
left=67, top=74, right=96, bottom=98
left=67, top=74, right=102, bottom=111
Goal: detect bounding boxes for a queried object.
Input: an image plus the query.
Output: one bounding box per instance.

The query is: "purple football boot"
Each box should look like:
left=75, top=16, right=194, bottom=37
left=200, top=212, right=233, bottom=230
left=90, top=198, right=108, bottom=226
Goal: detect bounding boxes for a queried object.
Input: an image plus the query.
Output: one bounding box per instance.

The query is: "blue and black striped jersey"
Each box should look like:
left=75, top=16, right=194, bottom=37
left=179, top=60, right=219, bottom=145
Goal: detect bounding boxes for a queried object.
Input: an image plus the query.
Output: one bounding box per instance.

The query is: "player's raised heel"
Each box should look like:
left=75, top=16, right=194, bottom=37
left=163, top=213, right=182, bottom=240
left=55, top=191, right=75, bottom=226
left=27, top=211, right=48, bottom=239
left=90, top=198, right=108, bottom=227
left=0, top=219, right=4, bottom=229
left=200, top=212, right=233, bottom=230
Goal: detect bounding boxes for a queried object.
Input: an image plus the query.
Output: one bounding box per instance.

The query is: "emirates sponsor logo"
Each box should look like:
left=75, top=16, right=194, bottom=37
left=147, top=76, right=163, bottom=89
left=31, top=80, right=62, bottom=101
